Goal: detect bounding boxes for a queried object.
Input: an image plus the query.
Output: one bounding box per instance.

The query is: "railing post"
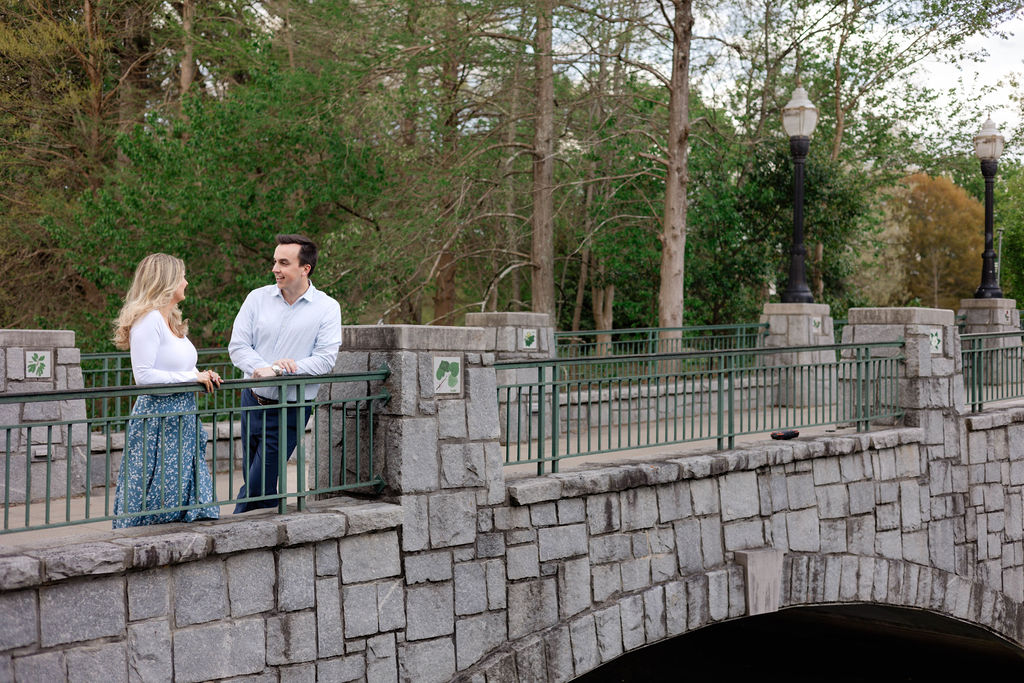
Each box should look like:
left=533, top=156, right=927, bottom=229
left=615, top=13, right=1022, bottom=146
left=726, top=350, right=735, bottom=449
left=537, top=365, right=547, bottom=475
left=716, top=357, right=725, bottom=450
left=550, top=364, right=560, bottom=473
left=855, top=346, right=866, bottom=432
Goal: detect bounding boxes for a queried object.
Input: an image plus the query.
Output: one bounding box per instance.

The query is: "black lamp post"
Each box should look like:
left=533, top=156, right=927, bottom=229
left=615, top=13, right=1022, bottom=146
left=974, top=117, right=1005, bottom=299
left=780, top=85, right=818, bottom=303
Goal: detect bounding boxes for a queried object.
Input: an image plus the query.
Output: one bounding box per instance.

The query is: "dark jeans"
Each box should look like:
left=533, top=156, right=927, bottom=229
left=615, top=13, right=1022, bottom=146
left=234, top=389, right=310, bottom=513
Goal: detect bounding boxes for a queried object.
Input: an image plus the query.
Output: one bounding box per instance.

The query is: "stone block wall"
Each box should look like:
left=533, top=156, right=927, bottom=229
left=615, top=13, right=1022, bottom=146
left=324, top=324, right=504, bottom=503
left=0, top=330, right=88, bottom=502
left=0, top=501, right=406, bottom=682
left=4, top=412, right=1024, bottom=681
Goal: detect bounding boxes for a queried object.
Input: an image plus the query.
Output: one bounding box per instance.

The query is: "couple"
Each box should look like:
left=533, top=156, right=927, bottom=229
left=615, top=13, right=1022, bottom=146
left=112, top=234, right=342, bottom=528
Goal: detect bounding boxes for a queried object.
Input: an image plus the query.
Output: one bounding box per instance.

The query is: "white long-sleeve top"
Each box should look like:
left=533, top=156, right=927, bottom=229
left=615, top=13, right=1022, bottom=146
left=130, top=309, right=198, bottom=385
left=228, top=282, right=342, bottom=401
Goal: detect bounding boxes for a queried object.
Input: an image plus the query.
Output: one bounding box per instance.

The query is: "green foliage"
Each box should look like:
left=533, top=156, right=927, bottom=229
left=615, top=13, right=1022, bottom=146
left=6, top=0, right=1024, bottom=348
left=53, top=63, right=393, bottom=349
left=995, top=162, right=1024, bottom=301
left=685, top=139, right=880, bottom=324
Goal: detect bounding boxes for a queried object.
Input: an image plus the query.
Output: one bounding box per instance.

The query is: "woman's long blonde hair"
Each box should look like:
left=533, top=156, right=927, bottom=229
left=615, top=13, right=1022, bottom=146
left=112, top=253, right=189, bottom=350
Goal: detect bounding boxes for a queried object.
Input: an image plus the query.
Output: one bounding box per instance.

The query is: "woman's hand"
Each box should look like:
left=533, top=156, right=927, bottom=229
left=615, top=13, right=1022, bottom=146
left=196, top=370, right=222, bottom=392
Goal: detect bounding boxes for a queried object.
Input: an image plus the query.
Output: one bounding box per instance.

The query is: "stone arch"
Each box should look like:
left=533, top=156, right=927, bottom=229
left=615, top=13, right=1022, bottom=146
left=779, top=553, right=1024, bottom=650
left=458, top=553, right=1024, bottom=682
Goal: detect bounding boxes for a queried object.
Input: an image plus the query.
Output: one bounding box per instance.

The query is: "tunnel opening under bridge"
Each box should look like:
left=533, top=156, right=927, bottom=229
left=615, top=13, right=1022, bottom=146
left=574, top=604, right=1024, bottom=682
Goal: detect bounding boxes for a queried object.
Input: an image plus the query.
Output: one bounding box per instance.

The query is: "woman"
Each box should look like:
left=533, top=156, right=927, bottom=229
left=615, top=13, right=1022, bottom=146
left=111, top=253, right=222, bottom=527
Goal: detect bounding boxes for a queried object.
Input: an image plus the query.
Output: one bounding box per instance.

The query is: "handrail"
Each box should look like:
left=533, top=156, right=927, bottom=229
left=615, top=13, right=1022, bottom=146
left=0, top=370, right=391, bottom=405
left=497, top=341, right=905, bottom=473
left=961, top=330, right=1024, bottom=412
left=554, top=322, right=769, bottom=338
left=0, top=368, right=390, bottom=534
left=498, top=340, right=904, bottom=370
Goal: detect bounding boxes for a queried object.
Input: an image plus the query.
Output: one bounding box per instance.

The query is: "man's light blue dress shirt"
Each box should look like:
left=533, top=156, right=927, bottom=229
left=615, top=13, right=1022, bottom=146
left=229, top=282, right=342, bottom=401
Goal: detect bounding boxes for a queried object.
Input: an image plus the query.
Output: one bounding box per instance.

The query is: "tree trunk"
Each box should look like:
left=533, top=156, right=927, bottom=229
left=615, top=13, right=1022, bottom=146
left=180, top=0, right=196, bottom=95
left=657, top=0, right=693, bottom=333
left=432, top=46, right=460, bottom=325
left=83, top=0, right=104, bottom=188
left=592, top=282, right=614, bottom=353
left=118, top=3, right=148, bottom=164
left=571, top=245, right=590, bottom=332
left=433, top=249, right=457, bottom=324
left=531, top=0, right=556, bottom=316
left=501, top=61, right=522, bottom=311
left=591, top=253, right=613, bottom=352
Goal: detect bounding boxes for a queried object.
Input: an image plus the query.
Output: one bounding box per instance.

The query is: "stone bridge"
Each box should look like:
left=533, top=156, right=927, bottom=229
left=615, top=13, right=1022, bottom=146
left=1, top=306, right=1024, bottom=681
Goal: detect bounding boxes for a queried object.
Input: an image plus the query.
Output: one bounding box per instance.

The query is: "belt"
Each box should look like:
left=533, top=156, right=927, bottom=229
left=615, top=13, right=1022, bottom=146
left=249, top=389, right=278, bottom=406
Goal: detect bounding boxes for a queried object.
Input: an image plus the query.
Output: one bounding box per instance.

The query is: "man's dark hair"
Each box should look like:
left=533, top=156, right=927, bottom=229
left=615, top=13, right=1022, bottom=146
left=276, top=234, right=318, bottom=276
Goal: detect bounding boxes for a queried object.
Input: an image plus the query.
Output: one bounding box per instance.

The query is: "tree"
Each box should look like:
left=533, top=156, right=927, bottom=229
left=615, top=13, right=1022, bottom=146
left=893, top=173, right=983, bottom=309
left=656, top=0, right=694, bottom=332
left=994, top=161, right=1024, bottom=300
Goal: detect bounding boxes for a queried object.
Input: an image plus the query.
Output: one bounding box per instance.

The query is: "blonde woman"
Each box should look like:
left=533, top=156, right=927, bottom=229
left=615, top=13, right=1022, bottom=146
left=111, top=253, right=221, bottom=527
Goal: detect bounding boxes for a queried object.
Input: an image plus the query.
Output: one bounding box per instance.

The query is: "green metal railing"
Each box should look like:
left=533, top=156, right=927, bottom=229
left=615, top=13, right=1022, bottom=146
left=497, top=341, right=904, bottom=473
left=555, top=323, right=769, bottom=358
left=0, top=369, right=388, bottom=534
left=962, top=330, right=1024, bottom=411
left=81, top=348, right=241, bottom=424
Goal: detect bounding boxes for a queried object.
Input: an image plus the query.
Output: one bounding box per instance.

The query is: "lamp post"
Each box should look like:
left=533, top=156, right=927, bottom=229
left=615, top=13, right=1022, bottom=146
left=973, top=116, right=1004, bottom=299
left=780, top=85, right=818, bottom=303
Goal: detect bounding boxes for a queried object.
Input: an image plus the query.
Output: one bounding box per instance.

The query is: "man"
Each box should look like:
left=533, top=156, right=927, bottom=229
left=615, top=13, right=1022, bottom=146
left=229, top=234, right=342, bottom=512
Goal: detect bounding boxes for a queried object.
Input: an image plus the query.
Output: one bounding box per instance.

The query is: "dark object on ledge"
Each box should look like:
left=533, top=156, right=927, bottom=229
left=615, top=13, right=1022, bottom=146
left=771, top=430, right=800, bottom=440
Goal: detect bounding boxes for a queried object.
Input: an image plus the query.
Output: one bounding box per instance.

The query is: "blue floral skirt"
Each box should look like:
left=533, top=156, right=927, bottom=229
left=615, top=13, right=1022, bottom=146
left=113, top=393, right=220, bottom=528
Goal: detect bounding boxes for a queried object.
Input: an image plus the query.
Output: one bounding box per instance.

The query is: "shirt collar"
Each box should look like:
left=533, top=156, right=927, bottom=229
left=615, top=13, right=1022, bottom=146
left=271, top=281, right=317, bottom=303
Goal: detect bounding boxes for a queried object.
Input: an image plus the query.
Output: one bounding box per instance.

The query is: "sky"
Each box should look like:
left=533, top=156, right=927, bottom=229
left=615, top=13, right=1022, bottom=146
left=919, top=16, right=1024, bottom=147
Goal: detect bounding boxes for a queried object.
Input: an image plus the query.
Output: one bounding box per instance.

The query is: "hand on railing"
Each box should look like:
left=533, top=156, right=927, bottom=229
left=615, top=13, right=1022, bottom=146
left=196, top=370, right=222, bottom=393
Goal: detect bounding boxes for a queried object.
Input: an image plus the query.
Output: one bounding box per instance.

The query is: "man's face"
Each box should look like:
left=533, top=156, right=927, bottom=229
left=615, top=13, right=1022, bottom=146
left=272, top=243, right=309, bottom=293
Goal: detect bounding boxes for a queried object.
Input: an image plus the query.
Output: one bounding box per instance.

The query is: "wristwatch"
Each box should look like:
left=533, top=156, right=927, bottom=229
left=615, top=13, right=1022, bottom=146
left=272, top=364, right=283, bottom=376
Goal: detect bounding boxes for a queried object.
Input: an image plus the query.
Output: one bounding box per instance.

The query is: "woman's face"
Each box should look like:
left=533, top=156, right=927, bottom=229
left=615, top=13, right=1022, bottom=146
left=172, top=273, right=188, bottom=304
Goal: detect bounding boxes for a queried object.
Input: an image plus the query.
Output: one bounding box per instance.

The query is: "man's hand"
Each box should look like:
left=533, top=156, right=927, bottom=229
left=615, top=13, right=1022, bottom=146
left=253, top=366, right=277, bottom=379
left=273, top=358, right=299, bottom=373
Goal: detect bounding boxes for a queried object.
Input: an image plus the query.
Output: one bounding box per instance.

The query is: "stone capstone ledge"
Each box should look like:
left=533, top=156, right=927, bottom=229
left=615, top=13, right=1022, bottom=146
left=849, top=306, right=954, bottom=327
left=342, top=324, right=488, bottom=352
left=964, top=405, right=1024, bottom=431
left=0, top=499, right=403, bottom=591
left=507, top=428, right=924, bottom=505
left=0, top=330, right=76, bottom=347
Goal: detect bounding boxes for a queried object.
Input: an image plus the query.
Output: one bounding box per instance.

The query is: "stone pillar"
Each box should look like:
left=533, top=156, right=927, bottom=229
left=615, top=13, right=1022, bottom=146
left=323, top=325, right=505, bottom=542
left=0, top=329, right=88, bottom=502
left=464, top=313, right=554, bottom=448
left=759, top=303, right=834, bottom=406
left=958, top=298, right=1021, bottom=386
left=843, top=308, right=963, bottom=441
left=464, top=312, right=556, bottom=361
left=958, top=297, right=1019, bottom=334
